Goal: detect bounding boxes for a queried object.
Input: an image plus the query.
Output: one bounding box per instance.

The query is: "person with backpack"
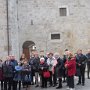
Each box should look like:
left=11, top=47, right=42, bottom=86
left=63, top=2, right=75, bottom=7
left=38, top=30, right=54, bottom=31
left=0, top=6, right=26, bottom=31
left=3, top=56, right=14, bottom=90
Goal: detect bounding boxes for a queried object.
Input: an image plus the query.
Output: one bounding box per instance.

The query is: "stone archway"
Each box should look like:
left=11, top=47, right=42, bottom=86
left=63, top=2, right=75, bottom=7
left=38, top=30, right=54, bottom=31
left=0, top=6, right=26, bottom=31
left=22, top=41, right=35, bottom=59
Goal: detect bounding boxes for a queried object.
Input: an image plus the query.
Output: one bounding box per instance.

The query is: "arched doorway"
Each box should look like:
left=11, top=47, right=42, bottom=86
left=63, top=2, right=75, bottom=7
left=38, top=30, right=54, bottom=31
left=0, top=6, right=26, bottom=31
left=22, top=41, right=35, bottom=59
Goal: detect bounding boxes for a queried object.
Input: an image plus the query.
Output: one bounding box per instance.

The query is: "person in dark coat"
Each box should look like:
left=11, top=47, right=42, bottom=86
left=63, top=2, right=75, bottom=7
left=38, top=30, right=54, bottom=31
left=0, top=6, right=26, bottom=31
left=21, top=61, right=31, bottom=88
left=44, top=53, right=49, bottom=63
left=0, top=59, right=3, bottom=90
left=29, top=54, right=35, bottom=85
left=10, top=55, right=18, bottom=90
left=65, top=52, right=76, bottom=90
left=76, top=49, right=87, bottom=86
left=86, top=49, right=90, bottom=79
left=39, top=58, right=49, bottom=88
left=54, top=53, right=63, bottom=89
left=63, top=49, right=69, bottom=82
left=33, top=53, right=40, bottom=87
left=3, top=56, right=15, bottom=90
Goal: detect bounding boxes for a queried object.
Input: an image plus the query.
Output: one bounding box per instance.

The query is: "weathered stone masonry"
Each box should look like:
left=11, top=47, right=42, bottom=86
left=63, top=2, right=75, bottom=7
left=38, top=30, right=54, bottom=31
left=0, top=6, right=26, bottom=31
left=0, top=0, right=90, bottom=60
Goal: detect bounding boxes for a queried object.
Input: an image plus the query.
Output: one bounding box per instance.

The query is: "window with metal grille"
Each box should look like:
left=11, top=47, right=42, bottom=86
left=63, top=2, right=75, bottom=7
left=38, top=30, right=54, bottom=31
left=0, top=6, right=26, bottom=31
left=51, top=34, right=60, bottom=40
left=59, top=8, right=67, bottom=16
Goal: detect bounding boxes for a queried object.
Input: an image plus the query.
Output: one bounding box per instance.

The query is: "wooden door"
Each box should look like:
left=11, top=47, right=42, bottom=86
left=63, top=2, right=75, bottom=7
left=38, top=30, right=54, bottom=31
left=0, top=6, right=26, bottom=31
left=23, top=48, right=30, bottom=60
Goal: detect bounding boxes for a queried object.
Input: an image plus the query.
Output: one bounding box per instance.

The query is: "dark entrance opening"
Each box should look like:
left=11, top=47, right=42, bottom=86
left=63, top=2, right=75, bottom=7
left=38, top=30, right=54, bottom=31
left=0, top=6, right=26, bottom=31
left=22, top=41, right=35, bottom=59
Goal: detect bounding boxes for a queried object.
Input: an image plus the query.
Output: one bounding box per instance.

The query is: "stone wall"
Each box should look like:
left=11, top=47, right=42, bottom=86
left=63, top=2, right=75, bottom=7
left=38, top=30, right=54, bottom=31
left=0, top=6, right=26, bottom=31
left=0, top=0, right=8, bottom=60
left=18, top=0, right=90, bottom=55
left=0, top=0, right=90, bottom=60
left=8, top=0, right=19, bottom=60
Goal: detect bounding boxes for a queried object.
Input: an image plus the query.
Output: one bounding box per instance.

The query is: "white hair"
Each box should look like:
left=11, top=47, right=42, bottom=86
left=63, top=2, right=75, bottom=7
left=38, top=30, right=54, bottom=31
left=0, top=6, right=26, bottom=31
left=40, top=58, right=45, bottom=62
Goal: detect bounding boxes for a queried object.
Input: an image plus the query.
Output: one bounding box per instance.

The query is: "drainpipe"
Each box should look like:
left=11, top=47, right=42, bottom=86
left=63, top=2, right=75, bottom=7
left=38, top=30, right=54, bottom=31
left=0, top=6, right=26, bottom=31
left=6, top=0, right=10, bottom=55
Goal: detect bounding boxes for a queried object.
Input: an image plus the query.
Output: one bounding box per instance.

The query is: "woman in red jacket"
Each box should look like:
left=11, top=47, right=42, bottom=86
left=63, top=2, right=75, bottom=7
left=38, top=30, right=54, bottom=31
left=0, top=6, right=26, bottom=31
left=65, top=52, right=76, bottom=90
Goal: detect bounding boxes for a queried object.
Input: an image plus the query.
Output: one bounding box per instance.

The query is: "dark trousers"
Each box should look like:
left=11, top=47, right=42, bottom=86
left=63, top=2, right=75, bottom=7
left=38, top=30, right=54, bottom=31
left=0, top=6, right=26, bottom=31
left=18, top=81, right=21, bottom=90
left=13, top=81, right=18, bottom=90
left=63, top=69, right=66, bottom=81
left=53, top=73, right=57, bottom=85
left=0, top=80, right=3, bottom=90
left=31, top=70, right=34, bottom=83
left=41, top=75, right=47, bottom=88
left=67, top=76, right=74, bottom=88
left=87, top=64, right=90, bottom=78
left=49, top=71, right=52, bottom=86
left=78, top=68, right=85, bottom=84
left=58, top=78, right=62, bottom=87
left=4, top=77, right=13, bottom=90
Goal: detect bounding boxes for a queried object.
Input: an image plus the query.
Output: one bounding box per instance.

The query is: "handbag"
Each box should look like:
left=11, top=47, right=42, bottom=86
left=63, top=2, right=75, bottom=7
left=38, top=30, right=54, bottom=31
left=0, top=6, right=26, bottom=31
left=43, top=71, right=50, bottom=78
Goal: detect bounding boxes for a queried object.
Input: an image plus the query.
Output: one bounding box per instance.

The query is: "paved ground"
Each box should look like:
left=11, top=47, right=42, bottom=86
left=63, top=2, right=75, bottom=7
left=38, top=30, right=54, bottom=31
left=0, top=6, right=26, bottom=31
left=22, top=76, right=90, bottom=90
left=1, top=76, right=90, bottom=90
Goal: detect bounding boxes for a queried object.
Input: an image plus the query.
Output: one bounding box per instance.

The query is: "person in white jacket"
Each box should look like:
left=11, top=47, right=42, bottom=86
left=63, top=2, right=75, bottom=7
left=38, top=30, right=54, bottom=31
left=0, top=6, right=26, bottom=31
left=47, top=52, right=57, bottom=87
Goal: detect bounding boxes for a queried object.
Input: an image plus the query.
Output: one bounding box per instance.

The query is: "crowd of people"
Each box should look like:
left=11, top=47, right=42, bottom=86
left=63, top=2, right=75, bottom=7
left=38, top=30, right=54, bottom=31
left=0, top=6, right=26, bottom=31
left=0, top=49, right=90, bottom=90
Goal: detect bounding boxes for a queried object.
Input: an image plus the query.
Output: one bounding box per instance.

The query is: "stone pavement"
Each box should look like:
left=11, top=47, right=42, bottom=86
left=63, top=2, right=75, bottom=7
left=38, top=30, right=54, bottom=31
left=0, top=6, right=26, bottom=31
left=23, top=77, right=90, bottom=90
left=0, top=76, right=90, bottom=90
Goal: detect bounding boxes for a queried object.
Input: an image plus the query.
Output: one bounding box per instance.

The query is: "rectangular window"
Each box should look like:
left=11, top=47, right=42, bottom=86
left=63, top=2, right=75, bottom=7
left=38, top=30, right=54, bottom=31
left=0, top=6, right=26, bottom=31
left=51, top=34, right=60, bottom=40
left=59, top=8, right=67, bottom=16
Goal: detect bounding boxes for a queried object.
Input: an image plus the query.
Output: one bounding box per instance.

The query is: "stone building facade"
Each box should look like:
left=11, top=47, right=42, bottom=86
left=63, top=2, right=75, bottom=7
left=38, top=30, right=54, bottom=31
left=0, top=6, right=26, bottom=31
left=0, top=0, right=90, bottom=60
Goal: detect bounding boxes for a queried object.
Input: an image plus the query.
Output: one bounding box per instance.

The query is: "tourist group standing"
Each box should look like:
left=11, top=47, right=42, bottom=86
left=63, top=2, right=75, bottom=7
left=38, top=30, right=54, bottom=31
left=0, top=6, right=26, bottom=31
left=0, top=49, right=90, bottom=90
